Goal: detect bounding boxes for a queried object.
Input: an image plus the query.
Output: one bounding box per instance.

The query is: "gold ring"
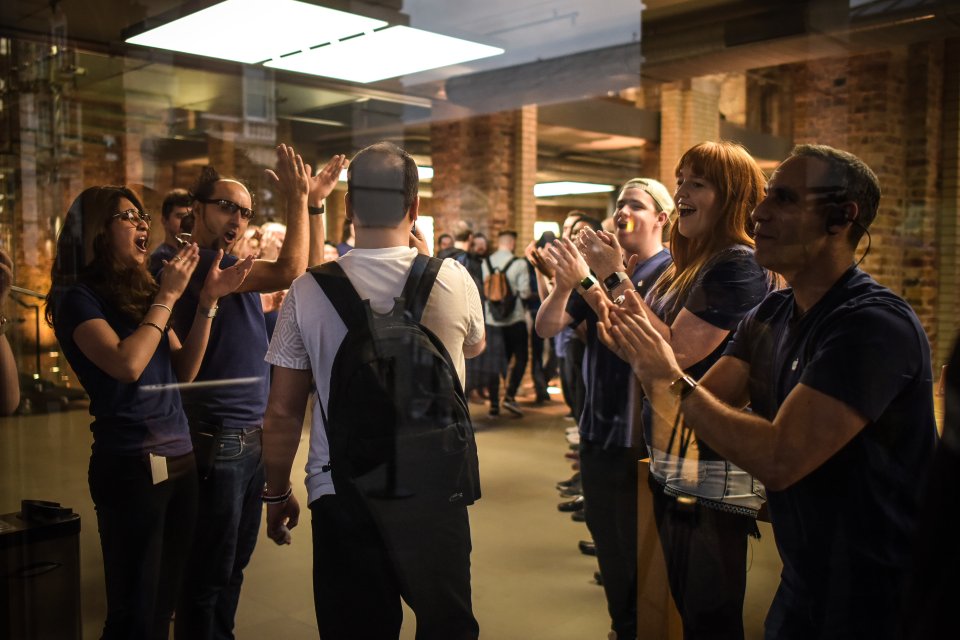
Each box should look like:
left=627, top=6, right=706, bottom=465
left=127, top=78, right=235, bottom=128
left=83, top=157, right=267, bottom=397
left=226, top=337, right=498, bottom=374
left=173, top=257, right=182, bottom=262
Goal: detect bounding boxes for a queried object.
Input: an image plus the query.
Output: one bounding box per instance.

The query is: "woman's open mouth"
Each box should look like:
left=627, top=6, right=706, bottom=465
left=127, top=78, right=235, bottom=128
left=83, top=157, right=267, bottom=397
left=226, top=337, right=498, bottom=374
left=134, top=235, right=148, bottom=252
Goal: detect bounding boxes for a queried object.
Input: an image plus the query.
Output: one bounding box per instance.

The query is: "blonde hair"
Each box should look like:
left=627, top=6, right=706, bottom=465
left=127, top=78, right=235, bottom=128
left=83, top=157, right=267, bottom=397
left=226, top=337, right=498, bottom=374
left=651, top=141, right=766, bottom=303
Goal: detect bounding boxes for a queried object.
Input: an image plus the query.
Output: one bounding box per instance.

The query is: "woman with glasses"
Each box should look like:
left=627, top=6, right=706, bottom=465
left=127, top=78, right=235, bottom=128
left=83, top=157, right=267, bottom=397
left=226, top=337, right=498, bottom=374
left=45, top=186, right=253, bottom=640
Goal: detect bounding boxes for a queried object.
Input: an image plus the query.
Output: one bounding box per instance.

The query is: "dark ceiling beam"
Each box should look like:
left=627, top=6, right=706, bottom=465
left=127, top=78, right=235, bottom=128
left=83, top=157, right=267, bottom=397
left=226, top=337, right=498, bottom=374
left=537, top=100, right=660, bottom=141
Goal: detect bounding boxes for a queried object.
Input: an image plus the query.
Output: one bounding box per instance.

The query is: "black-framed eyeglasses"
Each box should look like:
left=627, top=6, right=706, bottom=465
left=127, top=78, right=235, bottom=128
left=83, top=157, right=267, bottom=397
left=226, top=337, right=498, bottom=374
left=198, top=198, right=255, bottom=220
left=112, top=209, right=151, bottom=226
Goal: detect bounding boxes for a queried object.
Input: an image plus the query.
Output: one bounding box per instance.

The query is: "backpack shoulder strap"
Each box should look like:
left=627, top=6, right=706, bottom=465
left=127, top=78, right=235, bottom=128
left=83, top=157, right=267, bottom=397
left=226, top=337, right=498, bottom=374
left=485, top=256, right=495, bottom=273
left=401, top=254, right=443, bottom=323
left=309, top=261, right=367, bottom=328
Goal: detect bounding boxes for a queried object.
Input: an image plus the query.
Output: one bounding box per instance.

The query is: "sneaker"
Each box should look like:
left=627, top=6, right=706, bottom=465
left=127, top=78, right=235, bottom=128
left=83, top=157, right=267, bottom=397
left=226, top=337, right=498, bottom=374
left=502, top=398, right=524, bottom=417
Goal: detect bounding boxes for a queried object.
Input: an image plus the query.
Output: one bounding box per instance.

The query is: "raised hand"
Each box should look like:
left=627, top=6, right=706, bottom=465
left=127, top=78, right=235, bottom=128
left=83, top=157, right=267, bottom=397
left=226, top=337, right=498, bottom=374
left=576, top=227, right=626, bottom=280
left=546, top=237, right=590, bottom=292
left=159, top=243, right=201, bottom=300
left=602, top=290, right=682, bottom=385
left=525, top=239, right=555, bottom=278
left=200, top=250, right=255, bottom=302
left=307, top=154, right=347, bottom=205
left=265, top=144, right=310, bottom=201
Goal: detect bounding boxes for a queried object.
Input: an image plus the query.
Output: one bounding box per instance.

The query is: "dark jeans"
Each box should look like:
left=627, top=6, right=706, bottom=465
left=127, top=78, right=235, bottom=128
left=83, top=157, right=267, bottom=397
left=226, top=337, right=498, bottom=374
left=176, top=427, right=264, bottom=640
left=501, top=321, right=529, bottom=400
left=530, top=327, right=550, bottom=401
left=651, top=479, right=754, bottom=640
left=310, top=494, right=478, bottom=640
left=561, top=338, right=586, bottom=421
left=89, top=450, right=198, bottom=640
left=580, top=440, right=640, bottom=640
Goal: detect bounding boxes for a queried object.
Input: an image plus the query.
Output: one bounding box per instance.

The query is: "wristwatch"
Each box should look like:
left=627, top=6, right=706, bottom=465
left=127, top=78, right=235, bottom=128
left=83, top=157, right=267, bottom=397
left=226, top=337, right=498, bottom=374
left=307, top=200, right=325, bottom=216
left=199, top=305, right=219, bottom=319
left=669, top=374, right=699, bottom=401
left=579, top=275, right=597, bottom=292
left=603, top=271, right=629, bottom=291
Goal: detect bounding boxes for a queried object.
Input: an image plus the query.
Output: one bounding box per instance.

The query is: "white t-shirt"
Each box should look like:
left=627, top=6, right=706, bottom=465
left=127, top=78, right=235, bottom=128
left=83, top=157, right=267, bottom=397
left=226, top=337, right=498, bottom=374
left=265, top=246, right=485, bottom=505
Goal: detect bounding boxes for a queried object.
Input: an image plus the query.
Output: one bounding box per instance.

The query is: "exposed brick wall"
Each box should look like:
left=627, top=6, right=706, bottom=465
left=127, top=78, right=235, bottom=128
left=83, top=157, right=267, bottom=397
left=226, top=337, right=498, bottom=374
left=937, top=38, right=960, bottom=366
left=786, top=47, right=948, bottom=356
left=660, top=78, right=721, bottom=184
left=430, top=110, right=534, bottom=244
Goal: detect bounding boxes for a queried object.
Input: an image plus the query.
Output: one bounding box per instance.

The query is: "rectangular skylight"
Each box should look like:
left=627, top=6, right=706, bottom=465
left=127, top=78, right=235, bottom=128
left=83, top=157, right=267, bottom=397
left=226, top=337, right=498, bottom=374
left=534, top=182, right=615, bottom=197
left=126, top=0, right=386, bottom=64
left=265, top=26, right=503, bottom=83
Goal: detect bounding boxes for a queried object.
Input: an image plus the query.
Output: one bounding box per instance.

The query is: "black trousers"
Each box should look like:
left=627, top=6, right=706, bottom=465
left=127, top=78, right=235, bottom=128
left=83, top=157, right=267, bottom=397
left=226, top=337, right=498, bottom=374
left=651, top=479, right=754, bottom=640
left=310, top=494, right=479, bottom=640
left=89, top=451, right=198, bottom=640
left=561, top=338, right=586, bottom=421
left=489, top=321, right=529, bottom=403
left=580, top=440, right=641, bottom=640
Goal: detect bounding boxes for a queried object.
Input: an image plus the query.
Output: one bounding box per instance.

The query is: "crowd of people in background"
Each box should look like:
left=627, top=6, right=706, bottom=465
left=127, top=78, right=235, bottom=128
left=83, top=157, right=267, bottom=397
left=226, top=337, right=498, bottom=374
left=0, top=136, right=953, bottom=639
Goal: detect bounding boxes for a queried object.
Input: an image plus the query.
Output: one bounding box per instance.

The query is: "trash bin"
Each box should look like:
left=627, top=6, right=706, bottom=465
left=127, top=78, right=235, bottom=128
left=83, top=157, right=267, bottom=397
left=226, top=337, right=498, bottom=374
left=0, top=500, right=82, bottom=640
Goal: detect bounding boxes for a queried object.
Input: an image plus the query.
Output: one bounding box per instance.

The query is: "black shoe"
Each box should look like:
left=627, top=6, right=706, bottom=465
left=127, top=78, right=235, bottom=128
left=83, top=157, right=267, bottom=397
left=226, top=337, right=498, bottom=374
left=571, top=510, right=586, bottom=523
left=558, top=496, right=585, bottom=512
left=556, top=473, right=581, bottom=491
left=578, top=540, right=596, bottom=556
left=559, top=485, right=582, bottom=498
left=488, top=407, right=500, bottom=417
left=594, top=570, right=603, bottom=586
left=534, top=395, right=551, bottom=405
left=502, top=397, right=524, bottom=417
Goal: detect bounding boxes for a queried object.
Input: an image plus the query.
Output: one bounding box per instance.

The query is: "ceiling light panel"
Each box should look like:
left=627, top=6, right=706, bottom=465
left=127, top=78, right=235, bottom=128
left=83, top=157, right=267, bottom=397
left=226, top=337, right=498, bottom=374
left=126, top=0, right=386, bottom=64
left=265, top=26, right=504, bottom=83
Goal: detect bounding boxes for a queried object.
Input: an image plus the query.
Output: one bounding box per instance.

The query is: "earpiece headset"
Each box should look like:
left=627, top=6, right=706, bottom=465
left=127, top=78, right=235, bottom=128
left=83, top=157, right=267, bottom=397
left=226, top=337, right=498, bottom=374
left=822, top=201, right=852, bottom=234
left=822, top=200, right=872, bottom=267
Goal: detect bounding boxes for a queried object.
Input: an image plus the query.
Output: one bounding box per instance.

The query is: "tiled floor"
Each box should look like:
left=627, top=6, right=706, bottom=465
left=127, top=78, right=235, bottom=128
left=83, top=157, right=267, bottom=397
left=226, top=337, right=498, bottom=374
left=0, top=392, right=781, bottom=639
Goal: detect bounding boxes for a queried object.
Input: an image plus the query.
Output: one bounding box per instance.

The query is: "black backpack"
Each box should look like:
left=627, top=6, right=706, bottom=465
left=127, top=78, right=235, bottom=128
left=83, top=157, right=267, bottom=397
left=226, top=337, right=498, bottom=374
left=310, top=254, right=480, bottom=515
left=484, top=256, right=518, bottom=321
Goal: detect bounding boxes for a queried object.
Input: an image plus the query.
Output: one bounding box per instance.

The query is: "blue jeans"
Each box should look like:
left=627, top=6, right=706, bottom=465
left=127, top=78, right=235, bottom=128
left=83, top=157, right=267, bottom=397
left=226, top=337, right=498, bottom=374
left=175, top=426, right=264, bottom=640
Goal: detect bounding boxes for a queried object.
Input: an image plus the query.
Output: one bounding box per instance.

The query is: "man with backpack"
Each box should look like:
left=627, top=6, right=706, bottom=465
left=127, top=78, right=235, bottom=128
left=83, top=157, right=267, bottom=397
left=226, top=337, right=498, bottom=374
left=261, top=141, right=486, bottom=640
left=481, top=230, right=531, bottom=417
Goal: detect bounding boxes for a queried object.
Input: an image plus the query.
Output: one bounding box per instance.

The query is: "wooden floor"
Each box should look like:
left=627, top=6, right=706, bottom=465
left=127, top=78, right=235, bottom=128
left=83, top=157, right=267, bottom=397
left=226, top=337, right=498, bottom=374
left=0, top=389, right=781, bottom=639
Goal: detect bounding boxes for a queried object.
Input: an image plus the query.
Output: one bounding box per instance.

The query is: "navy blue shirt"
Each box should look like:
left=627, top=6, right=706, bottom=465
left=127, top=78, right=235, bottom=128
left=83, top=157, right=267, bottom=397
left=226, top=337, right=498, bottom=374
left=169, top=249, right=270, bottom=427
left=646, top=245, right=770, bottom=462
left=725, top=267, right=938, bottom=638
left=567, top=249, right=672, bottom=449
left=149, top=242, right=177, bottom=276
left=53, top=284, right=191, bottom=456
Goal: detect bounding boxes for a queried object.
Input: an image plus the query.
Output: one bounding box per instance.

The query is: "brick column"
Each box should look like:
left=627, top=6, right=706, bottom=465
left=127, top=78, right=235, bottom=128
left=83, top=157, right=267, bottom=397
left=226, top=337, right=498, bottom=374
left=430, top=110, right=529, bottom=240
left=513, top=105, right=537, bottom=249
left=660, top=78, right=721, bottom=181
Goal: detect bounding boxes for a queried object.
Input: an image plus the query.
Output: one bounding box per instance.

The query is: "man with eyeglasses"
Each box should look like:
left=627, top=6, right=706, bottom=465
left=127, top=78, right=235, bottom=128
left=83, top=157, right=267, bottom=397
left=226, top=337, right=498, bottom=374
left=162, top=144, right=347, bottom=640
left=150, top=188, right=194, bottom=273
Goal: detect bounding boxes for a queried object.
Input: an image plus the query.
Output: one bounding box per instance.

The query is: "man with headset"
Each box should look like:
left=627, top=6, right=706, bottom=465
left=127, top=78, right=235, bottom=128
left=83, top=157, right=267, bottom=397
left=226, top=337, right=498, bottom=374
left=602, top=144, right=937, bottom=639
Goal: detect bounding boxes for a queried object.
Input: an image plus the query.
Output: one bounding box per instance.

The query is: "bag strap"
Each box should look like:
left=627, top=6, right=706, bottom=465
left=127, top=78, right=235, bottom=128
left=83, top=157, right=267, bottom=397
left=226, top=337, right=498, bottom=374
left=400, top=254, right=443, bottom=323
left=309, top=261, right=367, bottom=328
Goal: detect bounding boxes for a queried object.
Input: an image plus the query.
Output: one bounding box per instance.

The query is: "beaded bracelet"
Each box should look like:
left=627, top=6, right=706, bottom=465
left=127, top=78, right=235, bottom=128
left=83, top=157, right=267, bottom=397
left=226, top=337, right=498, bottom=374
left=262, top=485, right=293, bottom=504
left=140, top=321, right=165, bottom=334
